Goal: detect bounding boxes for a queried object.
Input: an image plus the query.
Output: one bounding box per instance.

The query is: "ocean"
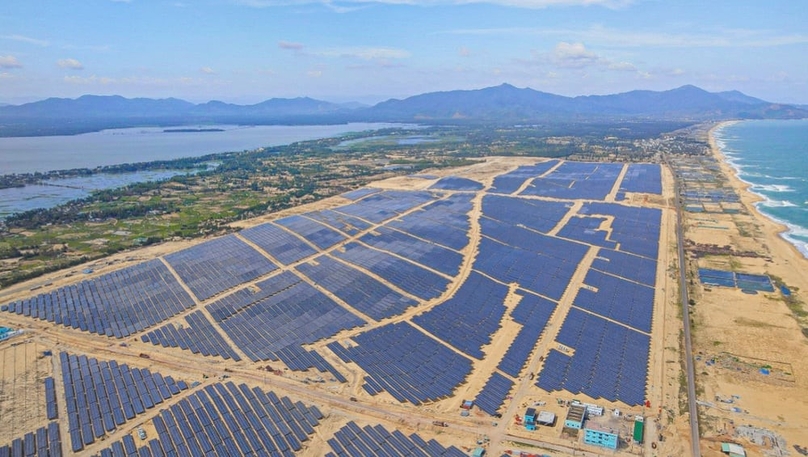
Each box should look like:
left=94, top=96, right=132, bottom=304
left=713, top=119, right=808, bottom=259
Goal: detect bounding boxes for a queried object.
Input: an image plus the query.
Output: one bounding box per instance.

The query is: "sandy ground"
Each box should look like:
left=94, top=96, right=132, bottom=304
left=0, top=156, right=682, bottom=456
left=684, top=123, right=808, bottom=456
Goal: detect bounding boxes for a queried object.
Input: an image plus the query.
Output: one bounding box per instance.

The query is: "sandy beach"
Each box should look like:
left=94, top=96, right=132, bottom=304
left=683, top=122, right=808, bottom=454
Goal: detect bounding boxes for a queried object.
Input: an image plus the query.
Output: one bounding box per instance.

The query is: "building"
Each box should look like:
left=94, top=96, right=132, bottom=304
left=583, top=423, right=619, bottom=450
left=537, top=411, right=556, bottom=427
left=633, top=416, right=644, bottom=444
left=721, top=443, right=746, bottom=457
left=524, top=408, right=537, bottom=431
left=564, top=404, right=586, bottom=429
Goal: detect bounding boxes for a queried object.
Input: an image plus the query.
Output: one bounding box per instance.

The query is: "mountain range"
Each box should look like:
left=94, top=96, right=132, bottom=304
left=1, top=84, right=805, bottom=136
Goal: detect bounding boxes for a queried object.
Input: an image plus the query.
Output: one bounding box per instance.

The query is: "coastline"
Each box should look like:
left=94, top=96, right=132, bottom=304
left=708, top=120, right=808, bottom=262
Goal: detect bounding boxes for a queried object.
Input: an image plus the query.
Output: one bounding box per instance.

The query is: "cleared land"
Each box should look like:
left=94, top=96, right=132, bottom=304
left=0, top=157, right=680, bottom=456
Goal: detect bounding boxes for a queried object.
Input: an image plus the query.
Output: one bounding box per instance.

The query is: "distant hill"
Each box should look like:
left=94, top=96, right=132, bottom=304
left=365, top=84, right=808, bottom=121
left=0, top=84, right=805, bottom=136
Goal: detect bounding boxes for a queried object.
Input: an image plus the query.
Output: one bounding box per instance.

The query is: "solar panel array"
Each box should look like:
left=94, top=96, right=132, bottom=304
left=536, top=308, right=649, bottom=405
left=482, top=195, right=571, bottom=234
left=325, top=421, right=467, bottom=457
left=360, top=227, right=463, bottom=276
left=520, top=162, right=623, bottom=201
left=273, top=345, right=347, bottom=383
left=334, top=191, right=435, bottom=224
left=387, top=195, right=472, bottom=251
left=0, top=259, right=194, bottom=338
left=574, top=269, right=655, bottom=333
left=490, top=160, right=560, bottom=194
left=698, top=268, right=774, bottom=291
left=591, top=248, right=657, bottom=287
left=497, top=291, right=557, bottom=377
left=429, top=176, right=483, bottom=191
left=620, top=164, right=662, bottom=195
left=474, top=372, right=515, bottom=416
left=45, top=376, right=58, bottom=420
left=208, top=272, right=365, bottom=362
left=412, top=272, right=508, bottom=359
left=328, top=322, right=472, bottom=405
left=341, top=188, right=381, bottom=200
left=333, top=242, right=450, bottom=300
left=556, top=216, right=617, bottom=249
left=476, top=220, right=588, bottom=300
left=296, top=255, right=417, bottom=320
left=579, top=203, right=661, bottom=259
left=0, top=422, right=61, bottom=457
left=306, top=209, right=372, bottom=235
left=274, top=215, right=346, bottom=250
left=164, top=234, right=277, bottom=301
left=60, top=352, right=188, bottom=452
left=141, top=310, right=242, bottom=361
left=98, top=382, right=324, bottom=457
left=239, top=222, right=318, bottom=265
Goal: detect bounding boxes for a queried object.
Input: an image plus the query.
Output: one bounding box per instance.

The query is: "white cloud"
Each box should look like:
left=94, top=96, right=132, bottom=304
left=200, top=66, right=216, bottom=74
left=441, top=25, right=808, bottom=48
left=318, top=46, right=410, bottom=60
left=552, top=42, right=599, bottom=68
left=278, top=40, right=304, bottom=51
left=1, top=34, right=49, bottom=47
left=57, top=58, right=84, bottom=70
left=307, top=70, right=323, bottom=78
left=0, top=55, right=22, bottom=69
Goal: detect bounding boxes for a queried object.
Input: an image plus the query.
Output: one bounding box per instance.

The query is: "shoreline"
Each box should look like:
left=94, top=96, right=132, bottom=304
left=708, top=120, right=808, bottom=261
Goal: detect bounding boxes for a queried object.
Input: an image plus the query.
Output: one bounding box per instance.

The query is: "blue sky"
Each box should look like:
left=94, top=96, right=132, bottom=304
left=1, top=0, right=807, bottom=104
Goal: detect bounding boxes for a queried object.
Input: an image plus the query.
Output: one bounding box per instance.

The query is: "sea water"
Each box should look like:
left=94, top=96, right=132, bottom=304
left=714, top=119, right=808, bottom=258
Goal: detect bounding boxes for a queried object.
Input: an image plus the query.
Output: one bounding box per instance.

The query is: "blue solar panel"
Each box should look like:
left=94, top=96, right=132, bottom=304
left=239, top=222, right=319, bottom=265
left=592, top=248, right=657, bottom=287
left=482, top=195, right=571, bottom=234
left=360, top=226, right=463, bottom=276
left=474, top=372, right=514, bottom=416
left=328, top=322, right=473, bottom=405
left=296, top=255, right=416, bottom=320
left=274, top=215, right=346, bottom=250
left=490, top=160, right=560, bottom=194
left=2, top=259, right=195, bottom=338
left=413, top=271, right=508, bottom=359
left=142, top=311, right=241, bottom=361
left=573, top=269, right=655, bottom=333
left=619, top=164, right=662, bottom=195
left=429, top=176, right=484, bottom=191
left=164, top=234, right=277, bottom=301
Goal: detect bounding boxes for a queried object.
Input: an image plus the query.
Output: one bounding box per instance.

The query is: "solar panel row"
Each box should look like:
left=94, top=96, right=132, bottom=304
left=0, top=422, right=61, bottom=457
left=490, top=160, right=560, bottom=194
left=497, top=291, right=557, bottom=377
left=536, top=309, right=649, bottom=406
left=98, top=382, right=323, bottom=457
left=520, top=162, right=623, bottom=201
left=412, top=271, right=508, bottom=359
left=429, top=176, right=484, bottom=191
left=273, top=345, right=347, bottom=383
left=239, top=222, right=318, bottom=265
left=328, top=322, right=472, bottom=405
left=44, top=376, right=58, bottom=420
left=474, top=372, right=515, bottom=416
left=333, top=242, right=450, bottom=300
left=482, top=195, right=571, bottom=234
left=60, top=352, right=188, bottom=452
left=619, top=164, right=663, bottom=195
left=556, top=216, right=617, bottom=249
left=0, top=259, right=194, bottom=338
left=209, top=273, right=365, bottom=362
left=360, top=226, right=464, bottom=277
left=573, top=269, right=655, bottom=333
left=274, top=215, right=346, bottom=250
left=334, top=190, right=436, bottom=224
left=141, top=310, right=242, bottom=361
left=306, top=209, right=372, bottom=236
left=579, top=203, right=661, bottom=260
left=476, top=220, right=588, bottom=300
left=164, top=234, right=277, bottom=301
left=296, top=255, right=417, bottom=320
left=388, top=195, right=472, bottom=251
left=591, top=248, right=657, bottom=287
left=325, top=421, right=468, bottom=457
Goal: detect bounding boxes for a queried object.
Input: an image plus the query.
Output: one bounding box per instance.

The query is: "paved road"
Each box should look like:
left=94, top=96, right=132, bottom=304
left=668, top=155, right=701, bottom=457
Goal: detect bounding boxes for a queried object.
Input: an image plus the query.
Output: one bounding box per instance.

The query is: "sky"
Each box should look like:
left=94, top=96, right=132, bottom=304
left=1, top=0, right=807, bottom=105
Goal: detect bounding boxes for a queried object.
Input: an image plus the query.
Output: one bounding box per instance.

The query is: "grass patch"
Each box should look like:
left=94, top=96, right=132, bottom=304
left=733, top=317, right=784, bottom=329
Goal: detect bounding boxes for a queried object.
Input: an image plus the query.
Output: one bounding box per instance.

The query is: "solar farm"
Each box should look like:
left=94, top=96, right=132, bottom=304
left=0, top=157, right=673, bottom=456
